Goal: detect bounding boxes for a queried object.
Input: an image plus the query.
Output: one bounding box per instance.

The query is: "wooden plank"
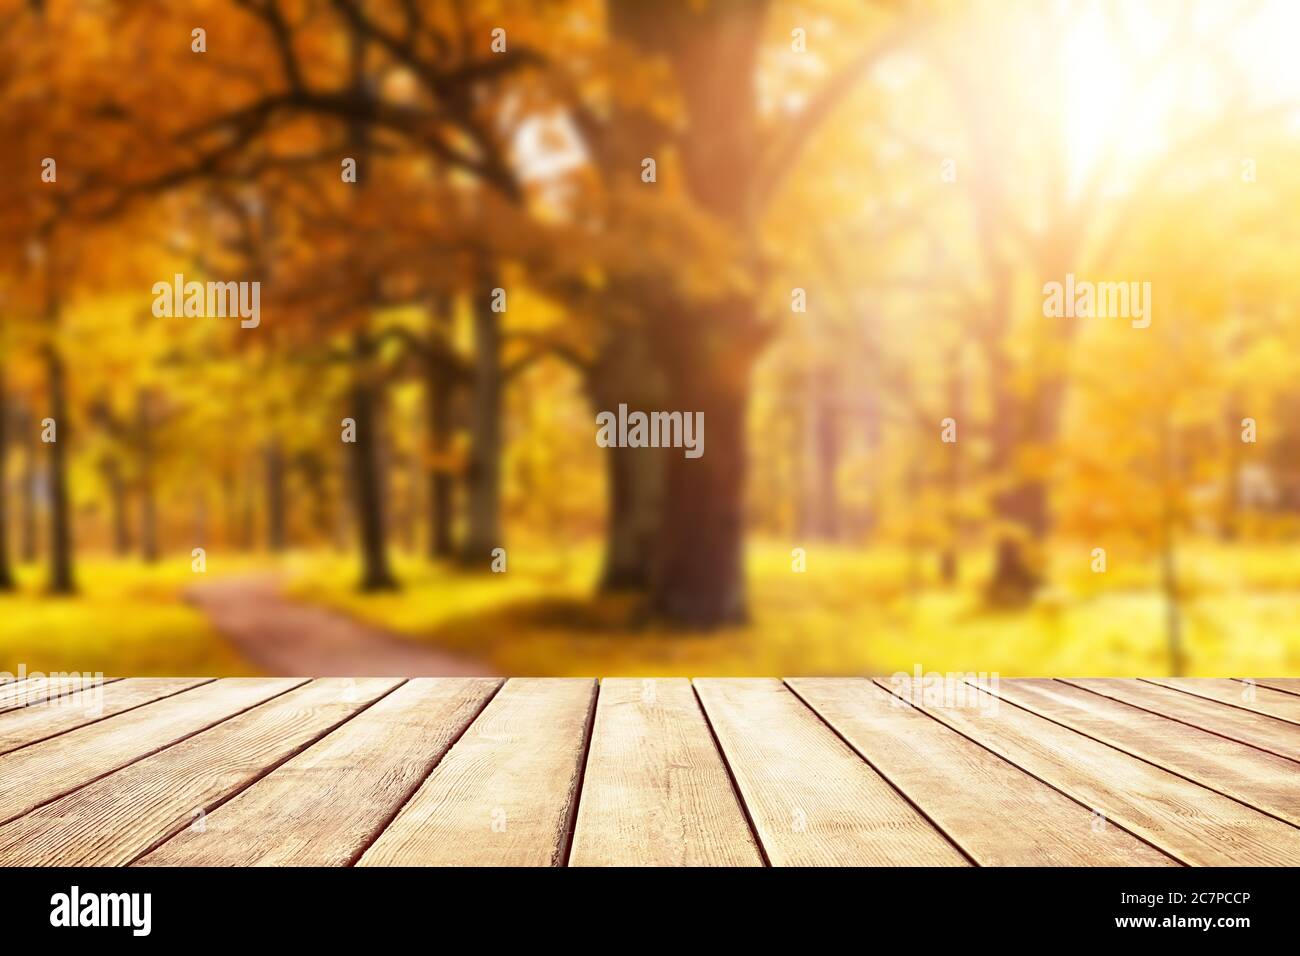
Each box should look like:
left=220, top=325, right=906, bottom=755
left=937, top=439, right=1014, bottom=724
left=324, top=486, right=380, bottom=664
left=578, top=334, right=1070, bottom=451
left=880, top=678, right=1300, bottom=865
left=1143, top=678, right=1300, bottom=726
left=0, top=678, right=212, bottom=756
left=694, top=678, right=967, bottom=866
left=0, top=678, right=401, bottom=866
left=1248, top=678, right=1300, bottom=698
left=0, top=677, right=304, bottom=825
left=0, top=675, right=118, bottom=714
left=569, top=679, right=763, bottom=867
left=986, top=679, right=1300, bottom=826
left=137, top=678, right=500, bottom=866
left=1064, top=678, right=1300, bottom=760
left=357, top=678, right=596, bottom=867
left=787, top=678, right=1176, bottom=866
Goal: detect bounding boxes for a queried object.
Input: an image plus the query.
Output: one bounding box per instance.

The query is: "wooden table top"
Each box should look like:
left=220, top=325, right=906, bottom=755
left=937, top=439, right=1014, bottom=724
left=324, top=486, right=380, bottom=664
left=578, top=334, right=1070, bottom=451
left=0, top=675, right=1296, bottom=866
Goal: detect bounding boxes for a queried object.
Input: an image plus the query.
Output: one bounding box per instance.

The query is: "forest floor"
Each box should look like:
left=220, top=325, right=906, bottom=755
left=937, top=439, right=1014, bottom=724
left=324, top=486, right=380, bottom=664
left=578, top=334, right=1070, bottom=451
left=184, top=575, right=491, bottom=676
left=0, top=558, right=253, bottom=676
left=288, top=541, right=1300, bottom=677
left=3, top=540, right=1300, bottom=677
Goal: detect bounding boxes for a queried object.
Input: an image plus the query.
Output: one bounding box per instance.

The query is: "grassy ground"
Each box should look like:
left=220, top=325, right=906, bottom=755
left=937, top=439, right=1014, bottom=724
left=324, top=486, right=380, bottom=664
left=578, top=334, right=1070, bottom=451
left=5, top=541, right=1299, bottom=678
left=287, top=540, right=1300, bottom=677
left=0, top=559, right=255, bottom=677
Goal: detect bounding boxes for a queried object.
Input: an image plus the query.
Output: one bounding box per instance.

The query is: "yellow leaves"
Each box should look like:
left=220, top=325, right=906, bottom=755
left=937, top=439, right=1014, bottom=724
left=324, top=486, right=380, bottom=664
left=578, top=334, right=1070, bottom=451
left=598, top=39, right=683, bottom=129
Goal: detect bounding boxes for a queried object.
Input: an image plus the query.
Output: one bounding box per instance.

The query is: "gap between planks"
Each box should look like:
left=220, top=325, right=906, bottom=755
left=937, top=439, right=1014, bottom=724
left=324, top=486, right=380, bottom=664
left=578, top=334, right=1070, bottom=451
left=875, top=677, right=1300, bottom=866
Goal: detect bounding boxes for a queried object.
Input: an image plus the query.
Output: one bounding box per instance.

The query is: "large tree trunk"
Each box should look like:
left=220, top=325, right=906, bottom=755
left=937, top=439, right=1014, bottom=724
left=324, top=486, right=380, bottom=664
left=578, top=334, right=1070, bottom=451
left=980, top=262, right=1052, bottom=606
left=586, top=323, right=665, bottom=592
left=349, top=333, right=398, bottom=590
left=985, top=374, right=1061, bottom=605
left=44, top=347, right=75, bottom=593
left=611, top=0, right=768, bottom=625
left=460, top=279, right=503, bottom=566
left=600, top=447, right=662, bottom=591
left=649, top=299, right=756, bottom=627
left=0, top=366, right=14, bottom=591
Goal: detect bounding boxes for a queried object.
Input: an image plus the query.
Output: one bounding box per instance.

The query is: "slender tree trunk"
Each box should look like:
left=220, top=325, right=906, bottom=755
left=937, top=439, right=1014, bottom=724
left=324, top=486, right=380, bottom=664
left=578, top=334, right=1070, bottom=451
left=425, top=300, right=456, bottom=560
left=240, top=462, right=256, bottom=551
left=335, top=441, right=352, bottom=553
left=426, top=370, right=455, bottom=558
left=192, top=492, right=209, bottom=552
left=350, top=333, right=398, bottom=590
left=137, top=390, right=159, bottom=563
left=44, top=347, right=75, bottom=593
left=460, top=279, right=503, bottom=566
left=1160, top=524, right=1184, bottom=677
left=264, top=440, right=287, bottom=552
left=1159, top=417, right=1185, bottom=676
left=0, top=365, right=14, bottom=590
left=1220, top=397, right=1243, bottom=539
left=939, top=351, right=963, bottom=585
left=299, top=451, right=333, bottom=551
left=220, top=467, right=238, bottom=550
left=809, top=369, right=841, bottom=540
left=401, top=447, right=419, bottom=553
left=20, top=403, right=38, bottom=563
left=101, top=456, right=131, bottom=556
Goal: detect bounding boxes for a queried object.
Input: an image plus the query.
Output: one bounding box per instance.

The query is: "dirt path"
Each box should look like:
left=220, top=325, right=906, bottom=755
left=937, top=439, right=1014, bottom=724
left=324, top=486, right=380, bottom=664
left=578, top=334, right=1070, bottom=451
left=186, top=576, right=492, bottom=677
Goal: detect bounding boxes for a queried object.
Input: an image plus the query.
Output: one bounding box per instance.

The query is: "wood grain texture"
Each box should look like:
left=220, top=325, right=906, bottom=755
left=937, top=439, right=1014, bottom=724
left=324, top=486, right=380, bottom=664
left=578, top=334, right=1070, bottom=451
left=138, top=678, right=501, bottom=866
left=358, top=677, right=596, bottom=867
left=1142, top=678, right=1300, bottom=726
left=1249, top=678, right=1300, bottom=697
left=0, top=678, right=212, bottom=756
left=787, top=678, right=1176, bottom=866
left=569, top=678, right=763, bottom=867
left=0, top=678, right=400, bottom=866
left=985, top=679, right=1300, bottom=825
left=694, top=678, right=968, bottom=866
left=0, top=676, right=1293, bottom=867
left=882, top=678, right=1300, bottom=865
left=0, top=677, right=304, bottom=825
left=1064, top=678, right=1300, bottom=759
left=0, top=676, right=118, bottom=714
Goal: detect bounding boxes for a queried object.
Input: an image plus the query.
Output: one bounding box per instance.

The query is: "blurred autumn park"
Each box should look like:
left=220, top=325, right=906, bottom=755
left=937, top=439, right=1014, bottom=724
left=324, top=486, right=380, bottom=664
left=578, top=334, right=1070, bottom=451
left=2, top=0, right=1300, bottom=678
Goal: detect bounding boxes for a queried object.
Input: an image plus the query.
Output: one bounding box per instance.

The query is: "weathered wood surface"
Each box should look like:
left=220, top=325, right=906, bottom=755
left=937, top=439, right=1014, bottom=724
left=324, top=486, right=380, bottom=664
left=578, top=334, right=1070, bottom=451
left=0, top=677, right=1293, bottom=866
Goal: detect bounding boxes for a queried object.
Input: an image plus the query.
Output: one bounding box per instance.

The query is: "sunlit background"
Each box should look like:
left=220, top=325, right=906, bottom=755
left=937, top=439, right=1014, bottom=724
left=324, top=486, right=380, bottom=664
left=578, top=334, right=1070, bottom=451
left=2, top=0, right=1300, bottom=678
